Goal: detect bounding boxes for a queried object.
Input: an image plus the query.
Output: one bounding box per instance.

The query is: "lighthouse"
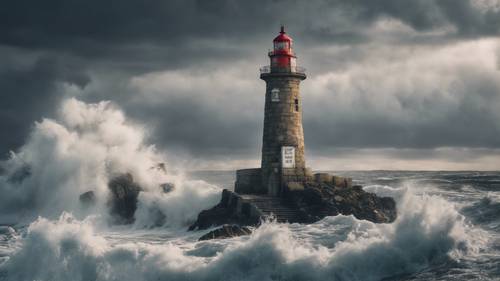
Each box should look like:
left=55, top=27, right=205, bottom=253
left=199, top=26, right=369, bottom=227
left=260, top=26, right=308, bottom=196
left=235, top=26, right=313, bottom=197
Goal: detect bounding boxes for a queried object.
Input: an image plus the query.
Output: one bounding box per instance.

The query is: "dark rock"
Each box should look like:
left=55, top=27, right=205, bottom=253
left=198, top=224, right=252, bottom=241
left=190, top=182, right=397, bottom=230
left=79, top=191, right=96, bottom=206
left=107, top=173, right=142, bottom=224
left=285, top=182, right=397, bottom=224
left=161, top=182, right=175, bottom=193
left=188, top=189, right=261, bottom=230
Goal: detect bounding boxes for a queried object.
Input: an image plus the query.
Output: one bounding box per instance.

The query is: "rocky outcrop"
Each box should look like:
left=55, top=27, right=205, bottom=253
left=79, top=191, right=96, bottom=206
left=107, top=173, right=142, bottom=224
left=188, top=189, right=262, bottom=230
left=198, top=225, right=252, bottom=241
left=190, top=182, right=397, bottom=232
left=106, top=172, right=175, bottom=224
left=75, top=163, right=174, bottom=224
left=285, top=182, right=397, bottom=224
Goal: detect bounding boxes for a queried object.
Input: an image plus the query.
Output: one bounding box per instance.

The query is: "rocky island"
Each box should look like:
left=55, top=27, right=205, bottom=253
left=189, top=27, right=397, bottom=240
left=189, top=173, right=396, bottom=240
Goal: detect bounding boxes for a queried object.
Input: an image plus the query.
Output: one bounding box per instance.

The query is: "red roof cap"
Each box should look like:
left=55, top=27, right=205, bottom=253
left=273, top=25, right=293, bottom=42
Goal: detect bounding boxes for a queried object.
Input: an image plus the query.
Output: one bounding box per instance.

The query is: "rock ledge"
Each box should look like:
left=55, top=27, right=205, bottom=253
left=190, top=182, right=397, bottom=231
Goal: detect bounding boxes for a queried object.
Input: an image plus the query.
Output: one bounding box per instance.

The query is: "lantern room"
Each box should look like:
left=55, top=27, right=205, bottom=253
left=269, top=26, right=297, bottom=72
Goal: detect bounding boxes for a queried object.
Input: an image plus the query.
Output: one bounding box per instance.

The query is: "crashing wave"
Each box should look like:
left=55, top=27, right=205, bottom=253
left=0, top=186, right=487, bottom=281
left=0, top=99, right=492, bottom=281
left=0, top=98, right=220, bottom=227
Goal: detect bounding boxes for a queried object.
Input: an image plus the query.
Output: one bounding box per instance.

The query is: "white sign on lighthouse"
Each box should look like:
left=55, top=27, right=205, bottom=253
left=281, top=146, right=296, bottom=168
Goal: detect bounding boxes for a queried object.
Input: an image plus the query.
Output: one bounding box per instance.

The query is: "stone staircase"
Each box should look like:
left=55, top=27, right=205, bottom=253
left=241, top=195, right=302, bottom=223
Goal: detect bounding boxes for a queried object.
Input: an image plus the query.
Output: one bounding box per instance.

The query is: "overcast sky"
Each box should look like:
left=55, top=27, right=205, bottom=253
left=1, top=0, right=500, bottom=170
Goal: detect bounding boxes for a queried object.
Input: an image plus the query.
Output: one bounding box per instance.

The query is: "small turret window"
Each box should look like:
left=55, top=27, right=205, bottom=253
left=271, top=88, right=280, bottom=102
left=295, top=99, right=299, bottom=111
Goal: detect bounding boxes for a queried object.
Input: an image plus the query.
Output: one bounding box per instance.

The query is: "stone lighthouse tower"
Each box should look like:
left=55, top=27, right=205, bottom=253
left=260, top=26, right=308, bottom=196
left=235, top=26, right=312, bottom=197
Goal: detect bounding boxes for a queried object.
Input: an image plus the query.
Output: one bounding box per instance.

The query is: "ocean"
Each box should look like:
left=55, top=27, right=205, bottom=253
left=0, top=100, right=499, bottom=281
left=1, top=170, right=499, bottom=281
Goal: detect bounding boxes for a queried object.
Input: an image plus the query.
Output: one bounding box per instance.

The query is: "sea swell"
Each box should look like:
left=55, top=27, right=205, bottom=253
left=0, top=99, right=496, bottom=281
left=0, top=186, right=485, bottom=281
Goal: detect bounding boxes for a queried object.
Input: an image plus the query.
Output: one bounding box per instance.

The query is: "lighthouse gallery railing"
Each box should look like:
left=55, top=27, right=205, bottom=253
left=260, top=65, right=306, bottom=75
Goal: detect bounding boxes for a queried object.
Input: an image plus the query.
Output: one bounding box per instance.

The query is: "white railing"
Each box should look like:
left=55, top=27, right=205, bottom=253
left=259, top=66, right=306, bottom=75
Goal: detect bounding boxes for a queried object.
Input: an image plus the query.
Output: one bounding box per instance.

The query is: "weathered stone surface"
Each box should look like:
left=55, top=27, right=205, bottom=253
left=107, top=173, right=142, bottom=224
left=190, top=181, right=397, bottom=230
left=332, top=176, right=353, bottom=188
left=314, top=173, right=333, bottom=183
left=235, top=168, right=264, bottom=194
left=198, top=225, right=252, bottom=241
left=286, top=181, right=304, bottom=191
left=188, top=189, right=262, bottom=230
left=261, top=75, right=306, bottom=196
left=79, top=191, right=96, bottom=206
left=285, top=183, right=397, bottom=224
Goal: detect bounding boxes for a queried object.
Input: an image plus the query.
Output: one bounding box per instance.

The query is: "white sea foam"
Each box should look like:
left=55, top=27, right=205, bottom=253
left=0, top=98, right=219, bottom=226
left=0, top=98, right=492, bottom=280
left=0, top=186, right=486, bottom=281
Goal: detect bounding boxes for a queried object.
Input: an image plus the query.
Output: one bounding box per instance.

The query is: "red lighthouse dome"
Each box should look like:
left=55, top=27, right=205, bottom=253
left=267, top=26, right=299, bottom=73
left=273, top=26, right=293, bottom=55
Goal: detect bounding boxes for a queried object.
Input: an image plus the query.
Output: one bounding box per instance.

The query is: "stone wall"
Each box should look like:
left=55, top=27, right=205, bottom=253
left=281, top=167, right=313, bottom=185
left=312, top=173, right=353, bottom=189
left=260, top=73, right=306, bottom=196
left=235, top=168, right=265, bottom=194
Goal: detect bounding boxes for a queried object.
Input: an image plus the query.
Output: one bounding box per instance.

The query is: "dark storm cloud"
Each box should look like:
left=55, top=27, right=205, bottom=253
left=0, top=0, right=499, bottom=162
left=0, top=47, right=89, bottom=156
left=128, top=95, right=261, bottom=156
left=2, top=0, right=499, bottom=54
left=302, top=39, right=500, bottom=151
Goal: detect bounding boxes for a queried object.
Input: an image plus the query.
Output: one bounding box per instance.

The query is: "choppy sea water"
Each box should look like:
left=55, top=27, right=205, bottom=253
left=0, top=101, right=498, bottom=280
left=1, top=170, right=499, bottom=281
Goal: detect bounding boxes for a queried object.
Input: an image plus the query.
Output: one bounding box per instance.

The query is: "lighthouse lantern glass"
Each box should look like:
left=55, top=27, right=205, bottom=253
left=274, top=41, right=289, bottom=51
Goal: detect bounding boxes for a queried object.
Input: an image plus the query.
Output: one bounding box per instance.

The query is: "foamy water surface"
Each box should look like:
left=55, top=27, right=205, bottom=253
left=0, top=99, right=498, bottom=280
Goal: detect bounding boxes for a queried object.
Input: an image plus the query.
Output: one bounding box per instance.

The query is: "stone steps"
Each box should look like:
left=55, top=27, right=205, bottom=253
left=241, top=195, right=302, bottom=223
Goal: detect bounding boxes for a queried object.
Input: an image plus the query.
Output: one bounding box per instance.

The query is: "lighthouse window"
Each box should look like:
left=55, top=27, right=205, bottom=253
left=271, top=88, right=280, bottom=102
left=294, top=99, right=299, bottom=111
left=274, top=41, right=289, bottom=50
